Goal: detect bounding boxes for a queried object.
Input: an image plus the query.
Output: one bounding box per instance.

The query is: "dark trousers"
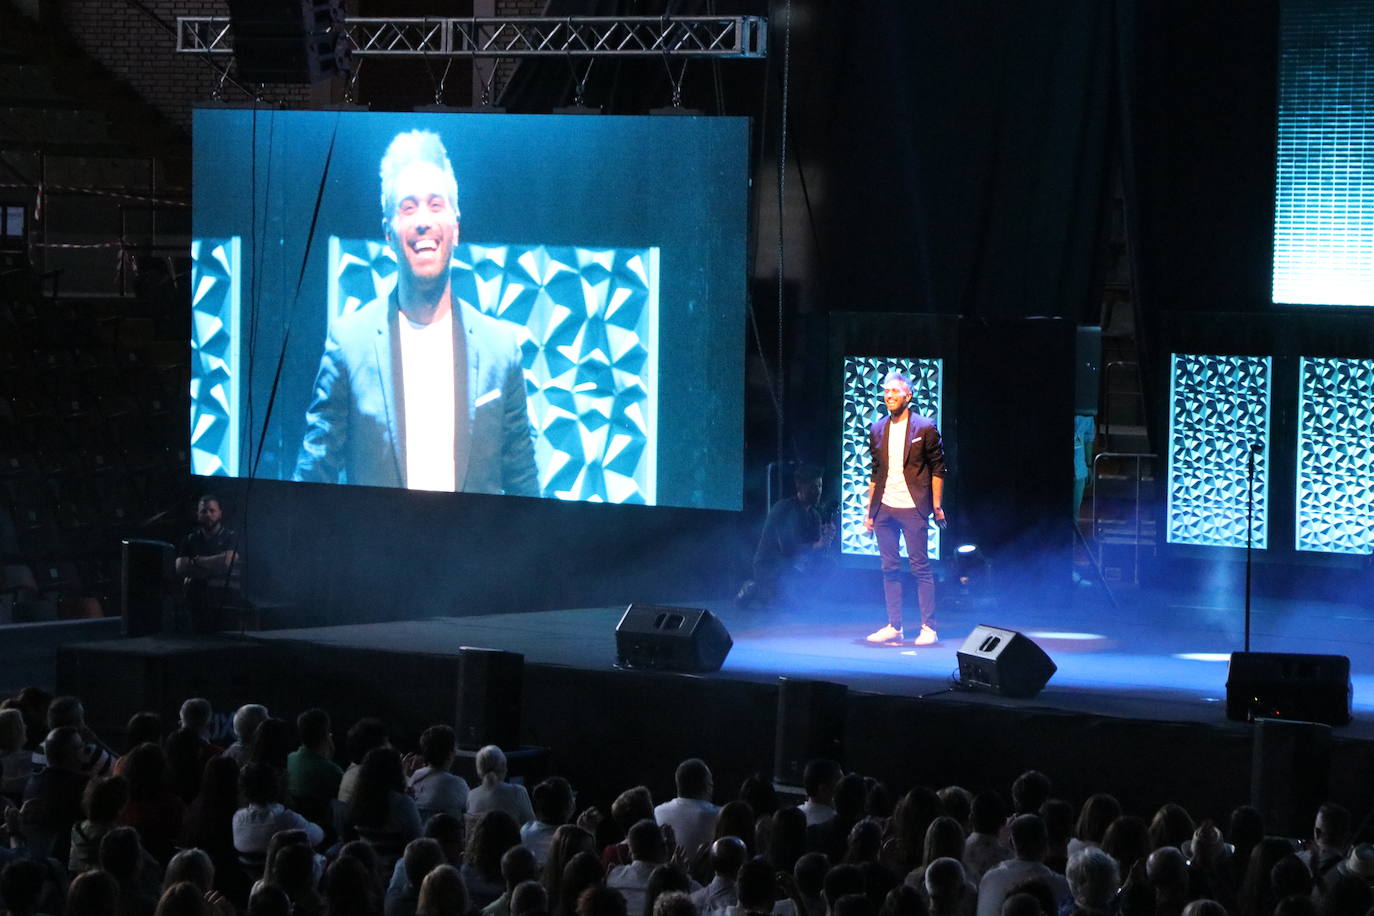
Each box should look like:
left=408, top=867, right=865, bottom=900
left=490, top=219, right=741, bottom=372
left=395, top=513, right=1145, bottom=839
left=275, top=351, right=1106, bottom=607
left=873, top=504, right=936, bottom=631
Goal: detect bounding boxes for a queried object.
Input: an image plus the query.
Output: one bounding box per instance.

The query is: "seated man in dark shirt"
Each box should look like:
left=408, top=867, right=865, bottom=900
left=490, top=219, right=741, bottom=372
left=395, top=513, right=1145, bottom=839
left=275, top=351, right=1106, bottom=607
left=173, top=494, right=241, bottom=633
left=738, top=465, right=836, bottom=607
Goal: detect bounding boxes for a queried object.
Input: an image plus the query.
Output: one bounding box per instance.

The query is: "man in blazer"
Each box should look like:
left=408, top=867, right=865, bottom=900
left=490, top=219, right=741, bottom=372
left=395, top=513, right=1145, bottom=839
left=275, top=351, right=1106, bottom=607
left=864, top=370, right=947, bottom=646
left=292, top=129, right=539, bottom=497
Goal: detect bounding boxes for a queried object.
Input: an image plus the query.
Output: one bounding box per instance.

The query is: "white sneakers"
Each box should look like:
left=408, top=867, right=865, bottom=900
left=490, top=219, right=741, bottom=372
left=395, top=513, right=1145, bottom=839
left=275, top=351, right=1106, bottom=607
left=866, top=623, right=939, bottom=646
left=865, top=624, right=903, bottom=643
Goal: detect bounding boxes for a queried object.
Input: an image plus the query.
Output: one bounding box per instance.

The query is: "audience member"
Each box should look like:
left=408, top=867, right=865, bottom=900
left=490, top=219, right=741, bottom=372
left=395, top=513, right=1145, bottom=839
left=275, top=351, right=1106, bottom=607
left=577, top=886, right=628, bottom=916
left=69, top=774, right=129, bottom=873
left=846, top=819, right=884, bottom=865
left=715, top=802, right=757, bottom=855
left=767, top=807, right=808, bottom=876
left=1298, top=804, right=1350, bottom=890
left=0, top=710, right=33, bottom=800
left=884, top=789, right=942, bottom=876
left=734, top=857, right=784, bottom=916
left=347, top=746, right=422, bottom=870
left=1037, top=801, right=1072, bottom=875
left=386, top=838, right=445, bottom=916
left=182, top=755, right=244, bottom=900
left=326, top=853, right=380, bottom=916
left=247, top=719, right=293, bottom=773
left=655, top=760, right=719, bottom=861
left=923, top=858, right=973, bottom=916
left=63, top=868, right=120, bottom=916
left=644, top=864, right=694, bottom=916
left=246, top=884, right=292, bottom=916
left=100, top=825, right=162, bottom=916
left=880, top=885, right=926, bottom=916
left=542, top=825, right=597, bottom=913
left=267, top=839, right=324, bottom=916
left=287, top=708, right=343, bottom=831
left=423, top=813, right=465, bottom=866
left=1, top=858, right=54, bottom=916
left=1099, top=818, right=1149, bottom=876
left=1321, top=870, right=1373, bottom=916
left=45, top=698, right=117, bottom=779
left=652, top=891, right=696, bottom=916
left=608, top=819, right=672, bottom=916
left=1009, top=774, right=1050, bottom=820
left=525, top=778, right=576, bottom=865
left=1226, top=808, right=1265, bottom=884
left=124, top=714, right=163, bottom=757
left=1068, top=796, right=1120, bottom=860
left=800, top=762, right=842, bottom=828
left=937, top=789, right=972, bottom=837
left=738, top=776, right=779, bottom=822
left=468, top=747, right=535, bottom=829
left=163, top=729, right=209, bottom=807
left=1237, top=838, right=1296, bottom=916
left=484, top=845, right=541, bottom=916
left=178, top=700, right=221, bottom=751
left=119, top=742, right=186, bottom=863
left=164, top=847, right=216, bottom=894
left=222, top=706, right=269, bottom=768
left=975, top=816, right=1068, bottom=916
left=793, top=852, right=829, bottom=916
left=604, top=788, right=655, bottom=870
left=232, top=762, right=324, bottom=874
left=1064, top=848, right=1119, bottom=916
left=691, top=836, right=748, bottom=913
left=825, top=864, right=865, bottom=914
left=905, top=817, right=965, bottom=891
left=559, top=852, right=606, bottom=916
left=337, top=718, right=388, bottom=805
left=963, top=794, right=1011, bottom=885
left=465, top=810, right=524, bottom=910
left=23, top=727, right=91, bottom=862
left=1146, top=806, right=1194, bottom=853
left=418, top=865, right=470, bottom=916
left=511, top=879, right=549, bottom=916
left=407, top=726, right=468, bottom=823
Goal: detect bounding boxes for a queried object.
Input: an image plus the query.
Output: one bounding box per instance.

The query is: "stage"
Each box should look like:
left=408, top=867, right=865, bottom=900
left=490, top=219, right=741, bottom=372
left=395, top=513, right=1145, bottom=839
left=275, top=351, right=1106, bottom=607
left=56, top=578, right=1374, bottom=830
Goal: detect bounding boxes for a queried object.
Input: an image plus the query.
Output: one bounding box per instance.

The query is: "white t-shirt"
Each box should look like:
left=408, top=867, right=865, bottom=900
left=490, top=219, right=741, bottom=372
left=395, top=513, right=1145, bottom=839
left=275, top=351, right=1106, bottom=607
left=399, top=308, right=456, bottom=491
left=882, top=414, right=916, bottom=508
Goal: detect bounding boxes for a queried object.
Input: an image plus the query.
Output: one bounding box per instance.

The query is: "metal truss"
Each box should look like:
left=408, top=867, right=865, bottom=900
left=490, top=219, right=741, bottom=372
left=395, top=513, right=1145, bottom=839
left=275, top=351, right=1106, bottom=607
left=177, top=15, right=768, bottom=59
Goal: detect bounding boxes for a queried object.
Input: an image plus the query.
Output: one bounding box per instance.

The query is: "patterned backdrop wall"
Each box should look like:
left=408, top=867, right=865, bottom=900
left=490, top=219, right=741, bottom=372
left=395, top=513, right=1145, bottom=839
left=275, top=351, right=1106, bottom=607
left=840, top=356, right=943, bottom=560
left=1296, top=357, right=1374, bottom=554
left=189, top=237, right=240, bottom=478
left=329, top=239, right=659, bottom=503
left=1166, top=353, right=1272, bottom=548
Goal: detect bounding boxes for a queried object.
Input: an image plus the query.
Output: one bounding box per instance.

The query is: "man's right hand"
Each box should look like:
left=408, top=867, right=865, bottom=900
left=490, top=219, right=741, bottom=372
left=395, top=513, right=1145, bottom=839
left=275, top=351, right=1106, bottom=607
left=863, top=516, right=874, bottom=533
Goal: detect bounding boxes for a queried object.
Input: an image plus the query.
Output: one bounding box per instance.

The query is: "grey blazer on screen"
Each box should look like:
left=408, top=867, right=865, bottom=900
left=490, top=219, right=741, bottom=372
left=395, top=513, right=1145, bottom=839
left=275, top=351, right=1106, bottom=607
left=291, top=290, right=540, bottom=497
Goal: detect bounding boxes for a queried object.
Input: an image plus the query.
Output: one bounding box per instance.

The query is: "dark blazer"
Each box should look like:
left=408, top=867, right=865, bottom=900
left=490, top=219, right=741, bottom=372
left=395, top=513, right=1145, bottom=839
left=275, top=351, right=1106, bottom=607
left=291, top=290, right=539, bottom=496
left=867, top=411, right=947, bottom=518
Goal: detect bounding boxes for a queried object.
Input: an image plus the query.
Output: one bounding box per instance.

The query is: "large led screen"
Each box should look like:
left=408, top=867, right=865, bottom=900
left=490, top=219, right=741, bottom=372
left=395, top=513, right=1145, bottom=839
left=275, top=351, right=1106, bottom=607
left=192, top=110, right=747, bottom=509
left=1273, top=0, right=1374, bottom=306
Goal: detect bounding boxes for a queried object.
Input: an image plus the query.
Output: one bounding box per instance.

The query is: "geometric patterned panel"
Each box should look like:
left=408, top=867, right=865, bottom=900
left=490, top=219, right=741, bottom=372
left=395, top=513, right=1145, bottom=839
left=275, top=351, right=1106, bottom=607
left=839, top=356, right=942, bottom=559
left=189, top=237, right=241, bottom=477
left=329, top=239, right=658, bottom=504
left=1166, top=353, right=1271, bottom=548
left=1273, top=0, right=1374, bottom=307
left=1296, top=357, right=1374, bottom=553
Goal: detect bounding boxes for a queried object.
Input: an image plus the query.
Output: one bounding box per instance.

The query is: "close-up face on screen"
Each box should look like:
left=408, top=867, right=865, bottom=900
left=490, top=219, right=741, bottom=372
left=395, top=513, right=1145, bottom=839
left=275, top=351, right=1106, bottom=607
left=190, top=110, right=747, bottom=510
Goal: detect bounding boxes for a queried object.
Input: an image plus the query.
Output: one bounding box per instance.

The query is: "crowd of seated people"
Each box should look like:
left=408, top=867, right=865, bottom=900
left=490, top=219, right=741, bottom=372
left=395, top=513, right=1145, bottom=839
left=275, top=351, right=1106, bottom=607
left=2, top=686, right=1373, bottom=916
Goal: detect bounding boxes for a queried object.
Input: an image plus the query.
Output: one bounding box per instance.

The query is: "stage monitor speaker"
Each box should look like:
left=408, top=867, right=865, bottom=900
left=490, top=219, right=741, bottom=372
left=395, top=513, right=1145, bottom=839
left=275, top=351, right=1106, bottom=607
left=227, top=0, right=346, bottom=84
left=1226, top=652, right=1351, bottom=726
left=456, top=647, right=523, bottom=751
left=615, top=604, right=732, bottom=673
left=121, top=539, right=174, bottom=637
left=773, top=677, right=847, bottom=786
left=956, top=624, right=1057, bottom=698
left=1251, top=717, right=1332, bottom=837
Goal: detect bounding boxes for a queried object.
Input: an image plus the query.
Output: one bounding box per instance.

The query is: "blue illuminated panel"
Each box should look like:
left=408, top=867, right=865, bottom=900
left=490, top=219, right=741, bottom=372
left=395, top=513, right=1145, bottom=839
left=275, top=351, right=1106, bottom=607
left=1272, top=0, right=1374, bottom=306
left=1296, top=357, right=1374, bottom=554
left=1167, top=354, right=1271, bottom=548
left=840, top=357, right=942, bottom=560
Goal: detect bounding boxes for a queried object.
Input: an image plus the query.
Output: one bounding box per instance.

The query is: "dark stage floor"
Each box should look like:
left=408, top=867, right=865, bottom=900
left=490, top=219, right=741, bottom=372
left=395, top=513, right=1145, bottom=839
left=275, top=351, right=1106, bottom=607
left=248, top=580, right=1374, bottom=738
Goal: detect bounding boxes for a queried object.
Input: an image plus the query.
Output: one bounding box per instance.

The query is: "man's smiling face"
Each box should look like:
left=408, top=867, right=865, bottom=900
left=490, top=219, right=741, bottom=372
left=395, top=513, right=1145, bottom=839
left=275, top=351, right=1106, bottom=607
left=386, top=160, right=458, bottom=289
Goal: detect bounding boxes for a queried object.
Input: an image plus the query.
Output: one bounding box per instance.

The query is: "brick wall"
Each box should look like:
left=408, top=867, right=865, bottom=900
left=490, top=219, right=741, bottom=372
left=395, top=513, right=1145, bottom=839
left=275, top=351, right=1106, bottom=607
left=59, top=0, right=318, bottom=130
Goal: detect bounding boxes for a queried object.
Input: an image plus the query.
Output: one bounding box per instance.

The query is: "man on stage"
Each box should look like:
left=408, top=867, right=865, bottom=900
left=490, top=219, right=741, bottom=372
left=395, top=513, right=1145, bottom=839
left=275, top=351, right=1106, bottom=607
left=864, top=370, right=947, bottom=646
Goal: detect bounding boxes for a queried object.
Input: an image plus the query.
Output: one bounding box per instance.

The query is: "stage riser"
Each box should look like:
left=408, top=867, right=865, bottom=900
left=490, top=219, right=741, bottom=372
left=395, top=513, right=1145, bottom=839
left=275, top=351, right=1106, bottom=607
left=56, top=639, right=1374, bottom=828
